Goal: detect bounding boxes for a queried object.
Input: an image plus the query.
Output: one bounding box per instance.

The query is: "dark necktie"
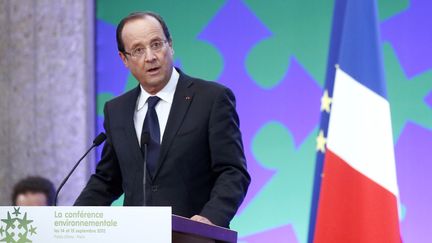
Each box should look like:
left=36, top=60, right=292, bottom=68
left=141, top=96, right=161, bottom=178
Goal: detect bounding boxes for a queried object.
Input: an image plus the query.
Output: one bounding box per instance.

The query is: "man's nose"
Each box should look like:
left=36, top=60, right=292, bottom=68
left=144, top=49, right=157, bottom=62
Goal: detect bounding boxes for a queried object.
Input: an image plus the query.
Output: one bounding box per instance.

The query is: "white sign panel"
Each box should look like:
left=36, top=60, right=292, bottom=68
left=0, top=206, right=171, bottom=243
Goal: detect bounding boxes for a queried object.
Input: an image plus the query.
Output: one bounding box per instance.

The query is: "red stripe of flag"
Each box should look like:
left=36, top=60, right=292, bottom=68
left=314, top=149, right=401, bottom=242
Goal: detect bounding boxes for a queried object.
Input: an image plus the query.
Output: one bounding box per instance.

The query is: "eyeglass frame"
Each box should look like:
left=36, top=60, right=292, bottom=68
left=123, top=39, right=168, bottom=58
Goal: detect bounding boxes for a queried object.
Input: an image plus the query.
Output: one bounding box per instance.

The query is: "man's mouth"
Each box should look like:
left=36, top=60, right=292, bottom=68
left=147, top=67, right=160, bottom=73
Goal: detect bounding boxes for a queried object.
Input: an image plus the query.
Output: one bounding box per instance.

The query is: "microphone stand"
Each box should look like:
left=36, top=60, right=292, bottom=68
left=141, top=132, right=150, bottom=206
left=54, top=133, right=106, bottom=206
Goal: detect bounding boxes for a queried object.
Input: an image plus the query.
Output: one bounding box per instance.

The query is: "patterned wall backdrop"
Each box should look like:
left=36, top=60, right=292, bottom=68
left=95, top=0, right=432, bottom=242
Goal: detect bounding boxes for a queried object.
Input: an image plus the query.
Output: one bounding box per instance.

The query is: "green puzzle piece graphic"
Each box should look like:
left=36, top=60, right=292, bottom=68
left=232, top=122, right=318, bottom=243
left=377, top=0, right=409, bottom=21
left=383, top=43, right=432, bottom=140
left=244, top=0, right=333, bottom=89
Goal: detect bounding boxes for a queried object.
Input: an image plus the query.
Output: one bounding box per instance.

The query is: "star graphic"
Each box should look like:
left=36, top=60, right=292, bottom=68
left=17, top=231, right=31, bottom=243
left=29, top=226, right=37, bottom=235
left=0, top=226, right=4, bottom=236
left=17, top=213, right=33, bottom=232
left=12, top=207, right=21, bottom=217
left=1, top=212, right=15, bottom=230
left=0, top=232, right=16, bottom=243
left=316, top=130, right=327, bottom=153
left=320, top=90, right=332, bottom=113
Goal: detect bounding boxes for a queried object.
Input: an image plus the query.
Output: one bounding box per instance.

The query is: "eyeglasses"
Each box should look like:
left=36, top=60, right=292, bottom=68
left=123, top=40, right=167, bottom=58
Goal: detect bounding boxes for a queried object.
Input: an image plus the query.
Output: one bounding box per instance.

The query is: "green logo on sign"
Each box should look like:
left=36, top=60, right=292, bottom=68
left=0, top=207, right=37, bottom=243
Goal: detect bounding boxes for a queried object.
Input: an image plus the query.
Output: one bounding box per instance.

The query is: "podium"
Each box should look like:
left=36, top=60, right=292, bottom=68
left=172, top=215, right=237, bottom=243
left=0, top=206, right=237, bottom=243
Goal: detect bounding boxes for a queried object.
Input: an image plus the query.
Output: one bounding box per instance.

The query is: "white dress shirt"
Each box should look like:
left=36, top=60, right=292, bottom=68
left=134, top=68, right=179, bottom=145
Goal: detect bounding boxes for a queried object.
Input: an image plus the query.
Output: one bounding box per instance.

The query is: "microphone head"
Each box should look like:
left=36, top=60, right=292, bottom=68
left=93, top=133, right=107, bottom=146
left=141, top=132, right=150, bottom=145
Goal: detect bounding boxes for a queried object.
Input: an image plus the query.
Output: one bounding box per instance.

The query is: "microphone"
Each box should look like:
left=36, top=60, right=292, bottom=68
left=141, top=132, right=150, bottom=206
left=54, top=133, right=107, bottom=206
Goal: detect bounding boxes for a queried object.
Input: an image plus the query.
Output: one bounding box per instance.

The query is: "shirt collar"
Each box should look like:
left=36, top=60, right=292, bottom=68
left=136, top=67, right=179, bottom=111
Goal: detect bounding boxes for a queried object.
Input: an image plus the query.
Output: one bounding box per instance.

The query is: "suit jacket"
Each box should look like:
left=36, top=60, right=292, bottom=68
left=74, top=69, right=250, bottom=227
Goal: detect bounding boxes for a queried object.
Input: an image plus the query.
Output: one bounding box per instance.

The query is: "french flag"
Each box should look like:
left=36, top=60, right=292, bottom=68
left=309, top=0, right=402, bottom=242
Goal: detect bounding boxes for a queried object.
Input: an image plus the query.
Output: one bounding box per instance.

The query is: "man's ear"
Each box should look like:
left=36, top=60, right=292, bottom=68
left=168, top=41, right=174, bottom=55
left=119, top=51, right=128, bottom=67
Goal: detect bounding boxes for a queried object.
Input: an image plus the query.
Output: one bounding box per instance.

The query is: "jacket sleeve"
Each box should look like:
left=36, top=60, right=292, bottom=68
left=74, top=103, right=123, bottom=206
left=199, top=87, right=251, bottom=227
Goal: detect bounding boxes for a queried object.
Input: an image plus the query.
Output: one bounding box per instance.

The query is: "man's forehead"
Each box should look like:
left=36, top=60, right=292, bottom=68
left=16, top=192, right=48, bottom=206
left=122, top=17, right=165, bottom=43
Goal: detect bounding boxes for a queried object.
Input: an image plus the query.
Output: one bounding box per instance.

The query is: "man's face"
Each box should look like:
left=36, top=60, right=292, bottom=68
left=15, top=192, right=48, bottom=206
left=119, top=16, right=174, bottom=94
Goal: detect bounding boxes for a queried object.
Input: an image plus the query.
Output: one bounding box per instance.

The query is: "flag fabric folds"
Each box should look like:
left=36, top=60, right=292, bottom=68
left=309, top=0, right=401, bottom=242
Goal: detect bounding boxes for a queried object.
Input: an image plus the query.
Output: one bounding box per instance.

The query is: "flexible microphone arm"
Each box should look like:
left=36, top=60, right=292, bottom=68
left=54, top=133, right=107, bottom=206
left=141, top=132, right=150, bottom=206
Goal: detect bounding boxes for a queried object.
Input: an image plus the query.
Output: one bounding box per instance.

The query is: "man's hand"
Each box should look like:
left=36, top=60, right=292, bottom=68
left=190, top=215, right=214, bottom=225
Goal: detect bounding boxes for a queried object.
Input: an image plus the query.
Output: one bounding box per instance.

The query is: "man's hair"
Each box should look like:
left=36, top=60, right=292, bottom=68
left=11, top=176, right=56, bottom=206
left=116, top=11, right=172, bottom=53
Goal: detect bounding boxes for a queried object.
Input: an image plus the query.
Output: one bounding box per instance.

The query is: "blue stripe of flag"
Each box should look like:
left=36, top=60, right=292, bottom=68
left=338, top=0, right=387, bottom=98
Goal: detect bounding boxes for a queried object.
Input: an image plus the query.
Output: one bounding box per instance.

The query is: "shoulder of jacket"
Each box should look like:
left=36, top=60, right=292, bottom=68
left=105, top=86, right=138, bottom=107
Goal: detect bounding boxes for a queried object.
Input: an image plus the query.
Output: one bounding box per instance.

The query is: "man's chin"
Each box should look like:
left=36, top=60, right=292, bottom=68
left=139, top=78, right=167, bottom=93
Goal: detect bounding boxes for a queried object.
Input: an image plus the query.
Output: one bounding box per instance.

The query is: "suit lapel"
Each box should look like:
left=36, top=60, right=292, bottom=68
left=154, top=72, right=194, bottom=178
left=120, top=86, right=144, bottom=169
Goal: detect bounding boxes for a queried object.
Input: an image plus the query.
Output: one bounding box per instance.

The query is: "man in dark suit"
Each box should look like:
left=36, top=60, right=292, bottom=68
left=74, top=11, right=250, bottom=228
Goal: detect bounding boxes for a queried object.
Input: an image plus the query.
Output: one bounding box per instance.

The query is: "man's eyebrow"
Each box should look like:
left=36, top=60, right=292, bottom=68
left=129, top=37, right=163, bottom=49
left=130, top=43, right=145, bottom=49
left=149, top=37, right=164, bottom=43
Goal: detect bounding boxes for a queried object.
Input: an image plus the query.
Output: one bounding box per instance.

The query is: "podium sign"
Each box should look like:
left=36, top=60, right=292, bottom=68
left=0, top=206, right=171, bottom=243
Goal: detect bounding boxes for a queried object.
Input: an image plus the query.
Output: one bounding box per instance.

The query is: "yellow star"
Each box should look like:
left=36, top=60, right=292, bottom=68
left=320, top=90, right=332, bottom=113
left=316, top=130, right=327, bottom=153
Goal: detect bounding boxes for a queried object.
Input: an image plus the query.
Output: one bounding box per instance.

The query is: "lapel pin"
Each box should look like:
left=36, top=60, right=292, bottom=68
left=185, top=96, right=191, bottom=100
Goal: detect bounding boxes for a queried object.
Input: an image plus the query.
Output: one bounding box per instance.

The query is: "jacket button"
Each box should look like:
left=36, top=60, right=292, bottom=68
left=151, top=185, right=158, bottom=192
